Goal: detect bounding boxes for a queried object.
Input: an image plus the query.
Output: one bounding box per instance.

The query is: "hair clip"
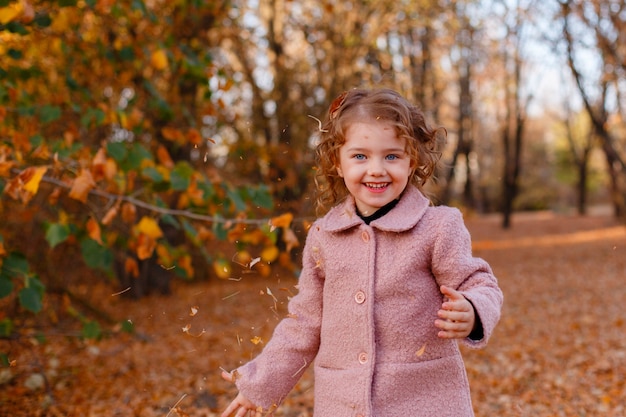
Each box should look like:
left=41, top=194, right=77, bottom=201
left=329, top=91, right=348, bottom=120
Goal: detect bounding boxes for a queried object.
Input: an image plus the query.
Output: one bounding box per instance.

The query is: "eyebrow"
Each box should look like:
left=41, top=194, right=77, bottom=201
left=344, top=147, right=406, bottom=153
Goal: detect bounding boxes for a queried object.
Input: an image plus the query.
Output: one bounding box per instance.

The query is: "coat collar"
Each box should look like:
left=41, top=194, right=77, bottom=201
left=320, top=186, right=431, bottom=233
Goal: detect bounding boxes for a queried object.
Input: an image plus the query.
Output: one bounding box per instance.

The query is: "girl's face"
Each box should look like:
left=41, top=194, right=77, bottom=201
left=336, top=121, right=412, bottom=216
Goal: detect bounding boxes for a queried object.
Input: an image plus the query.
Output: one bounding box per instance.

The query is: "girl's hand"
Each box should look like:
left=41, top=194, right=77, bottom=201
left=435, top=285, right=476, bottom=339
left=221, top=371, right=261, bottom=417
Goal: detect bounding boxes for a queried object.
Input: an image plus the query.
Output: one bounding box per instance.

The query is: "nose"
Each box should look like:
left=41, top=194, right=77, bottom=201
left=367, top=158, right=386, bottom=176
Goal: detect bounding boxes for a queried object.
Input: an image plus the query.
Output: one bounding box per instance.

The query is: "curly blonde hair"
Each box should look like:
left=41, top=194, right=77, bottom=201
left=314, top=88, right=443, bottom=215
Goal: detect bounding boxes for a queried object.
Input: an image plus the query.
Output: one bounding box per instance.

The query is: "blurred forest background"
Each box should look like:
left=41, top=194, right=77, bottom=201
left=1, top=0, right=626, bottom=369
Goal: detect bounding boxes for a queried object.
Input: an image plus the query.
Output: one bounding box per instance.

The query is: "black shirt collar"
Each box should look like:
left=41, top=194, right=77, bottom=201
left=357, top=198, right=400, bottom=225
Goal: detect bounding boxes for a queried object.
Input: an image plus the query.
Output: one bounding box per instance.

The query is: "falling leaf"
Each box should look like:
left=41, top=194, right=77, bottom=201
left=250, top=336, right=263, bottom=345
left=416, top=343, right=427, bottom=357
left=249, top=257, right=261, bottom=268
left=182, top=324, right=191, bottom=334
left=282, top=227, right=300, bottom=253
left=189, top=306, right=198, bottom=317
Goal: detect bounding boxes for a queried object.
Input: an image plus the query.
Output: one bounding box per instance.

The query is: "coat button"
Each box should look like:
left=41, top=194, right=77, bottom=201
left=361, top=231, right=370, bottom=242
left=354, top=291, right=366, bottom=304
left=358, top=352, right=368, bottom=364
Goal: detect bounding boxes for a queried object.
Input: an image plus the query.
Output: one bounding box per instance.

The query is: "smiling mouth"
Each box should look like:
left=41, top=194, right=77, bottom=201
left=365, top=183, right=389, bottom=190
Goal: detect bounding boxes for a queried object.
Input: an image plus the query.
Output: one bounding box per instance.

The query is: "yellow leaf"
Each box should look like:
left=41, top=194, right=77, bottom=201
left=151, top=49, right=168, bottom=70
left=0, top=3, right=23, bottom=25
left=23, top=166, right=48, bottom=194
left=136, top=216, right=163, bottom=239
left=213, top=259, right=231, bottom=279
left=269, top=212, right=293, bottom=230
left=261, top=245, right=279, bottom=263
left=250, top=336, right=263, bottom=345
left=416, top=343, right=427, bottom=357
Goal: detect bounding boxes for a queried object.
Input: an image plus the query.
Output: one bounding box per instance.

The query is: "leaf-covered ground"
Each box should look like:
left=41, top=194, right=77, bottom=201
left=2, top=209, right=625, bottom=417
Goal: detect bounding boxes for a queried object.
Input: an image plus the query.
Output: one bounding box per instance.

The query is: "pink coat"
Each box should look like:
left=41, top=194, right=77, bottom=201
left=234, top=186, right=503, bottom=416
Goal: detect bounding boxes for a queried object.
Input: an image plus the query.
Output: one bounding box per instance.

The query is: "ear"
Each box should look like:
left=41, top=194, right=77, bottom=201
left=336, top=165, right=344, bottom=177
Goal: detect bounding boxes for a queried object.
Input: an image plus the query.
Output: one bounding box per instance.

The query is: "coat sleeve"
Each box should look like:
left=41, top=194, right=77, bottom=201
left=430, top=207, right=503, bottom=349
left=233, top=223, right=324, bottom=410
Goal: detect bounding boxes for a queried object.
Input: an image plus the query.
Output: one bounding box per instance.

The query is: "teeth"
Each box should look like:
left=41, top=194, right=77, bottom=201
left=366, top=183, right=387, bottom=189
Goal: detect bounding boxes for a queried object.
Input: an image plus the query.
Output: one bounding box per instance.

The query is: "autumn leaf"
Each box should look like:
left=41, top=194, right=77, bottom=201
left=121, top=203, right=137, bottom=224
left=416, top=343, right=427, bottom=357
left=22, top=166, right=48, bottom=194
left=135, top=216, right=163, bottom=239
left=91, top=148, right=107, bottom=181
left=124, top=256, right=139, bottom=278
left=0, top=2, right=23, bottom=24
left=186, top=128, right=202, bottom=145
left=156, top=145, right=174, bottom=169
left=213, top=258, right=231, bottom=279
left=189, top=306, right=198, bottom=316
left=269, top=212, right=293, bottom=230
left=282, top=227, right=300, bottom=253
left=150, top=49, right=168, bottom=70
left=250, top=336, right=263, bottom=345
left=260, top=245, right=279, bottom=263
left=69, top=169, right=96, bottom=203
left=136, top=233, right=157, bottom=260
left=101, top=204, right=119, bottom=226
left=86, top=218, right=103, bottom=245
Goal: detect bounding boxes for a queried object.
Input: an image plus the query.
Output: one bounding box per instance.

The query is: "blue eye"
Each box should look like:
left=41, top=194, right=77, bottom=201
left=353, top=154, right=366, bottom=160
left=386, top=154, right=399, bottom=160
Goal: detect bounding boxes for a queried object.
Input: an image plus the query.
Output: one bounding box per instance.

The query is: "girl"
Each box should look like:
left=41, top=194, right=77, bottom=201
left=221, top=88, right=503, bottom=417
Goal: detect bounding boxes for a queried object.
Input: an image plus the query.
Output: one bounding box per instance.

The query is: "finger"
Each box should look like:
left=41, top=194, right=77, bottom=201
left=440, top=285, right=464, bottom=301
left=221, top=370, right=234, bottom=382
left=222, top=401, right=241, bottom=417
left=437, top=309, right=471, bottom=322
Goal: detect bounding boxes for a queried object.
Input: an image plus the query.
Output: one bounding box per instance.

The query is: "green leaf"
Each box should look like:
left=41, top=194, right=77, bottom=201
left=81, top=320, right=102, bottom=340
left=170, top=162, right=194, bottom=191
left=7, top=49, right=22, bottom=59
left=58, top=0, right=78, bottom=7
left=80, top=107, right=106, bottom=128
left=227, top=188, right=247, bottom=212
left=1, top=253, right=29, bottom=279
left=106, top=141, right=127, bottom=162
left=118, top=46, right=134, bottom=61
left=0, top=278, right=13, bottom=298
left=121, top=319, right=134, bottom=334
left=142, top=166, right=164, bottom=182
left=19, top=287, right=43, bottom=313
left=45, top=223, right=70, bottom=248
left=126, top=143, right=153, bottom=170
left=80, top=238, right=113, bottom=272
left=250, top=185, right=274, bottom=210
left=39, top=105, right=62, bottom=123
left=33, top=14, right=52, bottom=28
left=4, top=21, right=29, bottom=35
left=0, top=318, right=13, bottom=337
